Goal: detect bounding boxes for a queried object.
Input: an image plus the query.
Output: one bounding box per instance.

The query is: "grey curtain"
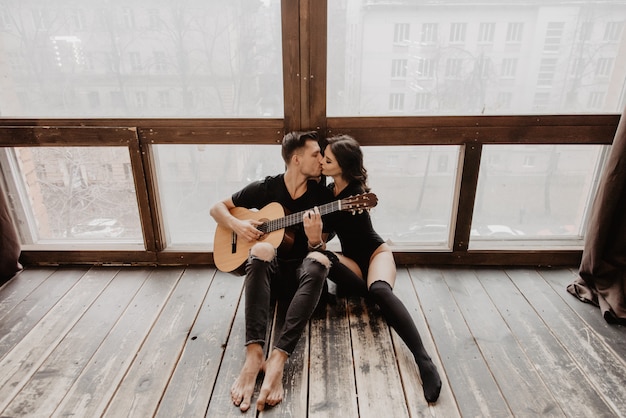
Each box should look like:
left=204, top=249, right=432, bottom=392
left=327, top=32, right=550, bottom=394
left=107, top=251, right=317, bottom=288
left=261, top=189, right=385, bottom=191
left=0, top=188, right=22, bottom=284
left=567, top=106, right=626, bottom=325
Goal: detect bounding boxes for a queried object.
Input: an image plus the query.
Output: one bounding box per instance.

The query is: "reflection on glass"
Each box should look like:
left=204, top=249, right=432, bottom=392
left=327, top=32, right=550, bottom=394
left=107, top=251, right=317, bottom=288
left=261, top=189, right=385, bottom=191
left=153, top=144, right=459, bottom=248
left=470, top=144, right=607, bottom=247
left=6, top=147, right=143, bottom=244
left=0, top=1, right=283, bottom=118
left=153, top=144, right=286, bottom=246
left=328, top=1, right=626, bottom=116
left=363, top=146, right=460, bottom=248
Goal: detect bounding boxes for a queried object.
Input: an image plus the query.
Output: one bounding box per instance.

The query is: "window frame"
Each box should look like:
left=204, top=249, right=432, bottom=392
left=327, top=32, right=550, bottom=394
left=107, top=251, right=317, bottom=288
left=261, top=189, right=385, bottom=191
left=0, top=0, right=620, bottom=268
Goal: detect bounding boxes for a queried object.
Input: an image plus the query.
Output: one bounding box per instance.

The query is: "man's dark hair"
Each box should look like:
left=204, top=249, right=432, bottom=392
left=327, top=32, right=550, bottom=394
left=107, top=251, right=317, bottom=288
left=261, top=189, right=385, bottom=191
left=281, top=130, right=319, bottom=164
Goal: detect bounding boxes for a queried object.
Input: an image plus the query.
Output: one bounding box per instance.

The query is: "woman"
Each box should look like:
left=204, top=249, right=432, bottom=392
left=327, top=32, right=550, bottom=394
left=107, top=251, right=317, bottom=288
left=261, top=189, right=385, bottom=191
left=319, top=134, right=442, bottom=403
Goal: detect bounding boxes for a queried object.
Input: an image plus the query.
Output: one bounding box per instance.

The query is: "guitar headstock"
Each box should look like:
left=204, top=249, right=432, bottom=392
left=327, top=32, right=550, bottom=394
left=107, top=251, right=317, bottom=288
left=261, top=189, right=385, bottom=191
left=340, top=193, right=378, bottom=214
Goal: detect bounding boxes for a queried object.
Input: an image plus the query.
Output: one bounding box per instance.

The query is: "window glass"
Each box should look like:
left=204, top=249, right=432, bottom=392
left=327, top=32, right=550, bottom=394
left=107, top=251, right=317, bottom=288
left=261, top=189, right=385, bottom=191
left=364, top=146, right=461, bottom=249
left=470, top=144, right=608, bottom=248
left=153, top=144, right=460, bottom=249
left=0, top=0, right=282, bottom=118
left=328, top=1, right=626, bottom=116
left=1, top=147, right=143, bottom=247
left=153, top=144, right=285, bottom=246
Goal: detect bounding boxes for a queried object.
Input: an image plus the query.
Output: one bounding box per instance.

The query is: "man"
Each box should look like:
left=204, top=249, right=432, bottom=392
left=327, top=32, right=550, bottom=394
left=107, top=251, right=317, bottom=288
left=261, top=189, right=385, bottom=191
left=210, top=131, right=332, bottom=412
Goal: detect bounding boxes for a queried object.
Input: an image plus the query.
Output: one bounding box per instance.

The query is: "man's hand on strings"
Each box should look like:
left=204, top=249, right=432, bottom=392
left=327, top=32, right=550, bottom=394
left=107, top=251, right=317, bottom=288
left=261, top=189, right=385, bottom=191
left=303, top=206, right=323, bottom=246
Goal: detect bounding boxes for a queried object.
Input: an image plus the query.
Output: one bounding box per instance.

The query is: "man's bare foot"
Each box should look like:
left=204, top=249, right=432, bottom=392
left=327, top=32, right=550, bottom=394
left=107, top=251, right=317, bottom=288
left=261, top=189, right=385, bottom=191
left=256, top=349, right=288, bottom=411
left=231, top=344, right=264, bottom=412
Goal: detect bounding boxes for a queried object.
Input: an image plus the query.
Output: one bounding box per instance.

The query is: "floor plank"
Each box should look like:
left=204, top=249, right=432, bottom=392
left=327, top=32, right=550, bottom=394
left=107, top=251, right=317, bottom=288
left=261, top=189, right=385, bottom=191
left=0, top=267, right=55, bottom=321
left=308, top=296, right=359, bottom=418
left=103, top=267, right=202, bottom=417
left=441, top=267, right=563, bottom=416
left=0, top=267, right=89, bottom=360
left=51, top=267, right=183, bottom=417
left=261, top=299, right=310, bottom=418
left=506, top=268, right=626, bottom=416
left=478, top=268, right=616, bottom=417
left=409, top=266, right=512, bottom=417
left=540, top=268, right=626, bottom=363
left=348, top=297, right=410, bottom=418
left=156, top=268, right=242, bottom=418
left=204, top=284, right=249, bottom=418
left=0, top=265, right=624, bottom=418
left=0, top=267, right=115, bottom=412
left=2, top=267, right=149, bottom=417
left=392, top=268, right=460, bottom=417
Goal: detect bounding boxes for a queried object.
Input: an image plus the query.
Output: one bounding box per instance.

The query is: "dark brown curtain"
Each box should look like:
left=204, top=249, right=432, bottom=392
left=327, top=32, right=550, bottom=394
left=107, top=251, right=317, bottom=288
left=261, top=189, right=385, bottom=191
left=0, top=188, right=22, bottom=284
left=567, top=106, right=626, bottom=325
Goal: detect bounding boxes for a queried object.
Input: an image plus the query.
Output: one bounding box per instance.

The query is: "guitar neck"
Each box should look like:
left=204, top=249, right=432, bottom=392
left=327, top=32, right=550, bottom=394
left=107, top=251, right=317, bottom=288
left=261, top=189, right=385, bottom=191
left=261, top=200, right=341, bottom=233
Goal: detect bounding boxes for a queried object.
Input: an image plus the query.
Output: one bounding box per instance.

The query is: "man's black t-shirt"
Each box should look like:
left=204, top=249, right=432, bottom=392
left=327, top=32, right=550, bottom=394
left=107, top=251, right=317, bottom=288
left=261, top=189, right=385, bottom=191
left=231, top=174, right=333, bottom=260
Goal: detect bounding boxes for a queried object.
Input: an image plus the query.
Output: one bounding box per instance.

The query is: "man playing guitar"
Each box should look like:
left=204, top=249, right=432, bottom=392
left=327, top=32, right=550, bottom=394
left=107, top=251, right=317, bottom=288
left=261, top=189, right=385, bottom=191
left=209, top=130, right=333, bottom=412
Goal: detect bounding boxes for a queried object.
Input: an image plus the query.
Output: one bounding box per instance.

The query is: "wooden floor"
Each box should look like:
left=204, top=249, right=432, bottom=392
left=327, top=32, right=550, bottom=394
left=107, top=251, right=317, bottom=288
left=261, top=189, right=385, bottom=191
left=0, top=265, right=625, bottom=417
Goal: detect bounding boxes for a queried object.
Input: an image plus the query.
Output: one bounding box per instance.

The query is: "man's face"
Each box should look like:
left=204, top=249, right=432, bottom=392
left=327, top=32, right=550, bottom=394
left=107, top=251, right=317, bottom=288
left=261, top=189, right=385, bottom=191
left=296, top=139, right=323, bottom=178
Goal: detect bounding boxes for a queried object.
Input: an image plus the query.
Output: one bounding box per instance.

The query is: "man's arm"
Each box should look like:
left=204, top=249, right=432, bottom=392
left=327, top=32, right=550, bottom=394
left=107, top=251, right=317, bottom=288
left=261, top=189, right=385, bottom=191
left=210, top=198, right=263, bottom=243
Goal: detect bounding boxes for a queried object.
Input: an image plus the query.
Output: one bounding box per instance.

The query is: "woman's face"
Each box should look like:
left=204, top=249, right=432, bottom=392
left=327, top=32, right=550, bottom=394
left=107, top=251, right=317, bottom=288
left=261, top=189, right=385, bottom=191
left=321, top=146, right=342, bottom=178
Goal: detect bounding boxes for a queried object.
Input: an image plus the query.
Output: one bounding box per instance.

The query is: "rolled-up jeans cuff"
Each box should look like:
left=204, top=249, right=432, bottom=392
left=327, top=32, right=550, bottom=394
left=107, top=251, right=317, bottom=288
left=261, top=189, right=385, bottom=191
left=272, top=346, right=290, bottom=357
left=245, top=339, right=266, bottom=347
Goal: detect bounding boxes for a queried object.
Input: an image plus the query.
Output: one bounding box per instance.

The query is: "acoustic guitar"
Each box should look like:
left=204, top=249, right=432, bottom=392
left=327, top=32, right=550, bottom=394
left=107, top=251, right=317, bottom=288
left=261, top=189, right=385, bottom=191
left=213, top=193, right=378, bottom=274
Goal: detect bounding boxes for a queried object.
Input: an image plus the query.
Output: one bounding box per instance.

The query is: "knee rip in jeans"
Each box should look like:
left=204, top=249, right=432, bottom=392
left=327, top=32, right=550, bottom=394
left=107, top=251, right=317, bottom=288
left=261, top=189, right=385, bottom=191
left=306, top=251, right=331, bottom=269
left=249, top=242, right=275, bottom=262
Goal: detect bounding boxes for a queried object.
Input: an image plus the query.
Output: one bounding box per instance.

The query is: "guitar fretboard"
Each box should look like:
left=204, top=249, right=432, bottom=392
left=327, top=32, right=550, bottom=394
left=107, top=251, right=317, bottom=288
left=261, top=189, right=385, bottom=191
left=259, top=200, right=341, bottom=233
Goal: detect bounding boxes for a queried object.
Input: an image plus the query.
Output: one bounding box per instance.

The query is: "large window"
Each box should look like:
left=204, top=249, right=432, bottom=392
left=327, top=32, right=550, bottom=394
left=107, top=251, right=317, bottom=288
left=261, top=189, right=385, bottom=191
left=1, top=147, right=143, bottom=249
left=0, top=0, right=283, bottom=118
left=363, top=146, right=460, bottom=249
left=470, top=144, right=608, bottom=249
left=323, top=0, right=622, bottom=253
left=327, top=1, right=626, bottom=116
left=151, top=144, right=460, bottom=250
left=0, top=0, right=622, bottom=263
left=152, top=144, right=285, bottom=247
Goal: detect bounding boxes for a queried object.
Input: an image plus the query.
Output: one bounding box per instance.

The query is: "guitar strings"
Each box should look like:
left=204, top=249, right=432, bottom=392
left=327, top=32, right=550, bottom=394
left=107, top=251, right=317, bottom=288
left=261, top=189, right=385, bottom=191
left=261, top=200, right=341, bottom=233
left=262, top=200, right=340, bottom=233
left=259, top=193, right=374, bottom=234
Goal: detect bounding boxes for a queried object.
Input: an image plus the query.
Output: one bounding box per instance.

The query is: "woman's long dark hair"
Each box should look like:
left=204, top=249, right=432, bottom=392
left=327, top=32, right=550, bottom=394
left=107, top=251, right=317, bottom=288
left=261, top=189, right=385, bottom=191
left=325, top=134, right=370, bottom=192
